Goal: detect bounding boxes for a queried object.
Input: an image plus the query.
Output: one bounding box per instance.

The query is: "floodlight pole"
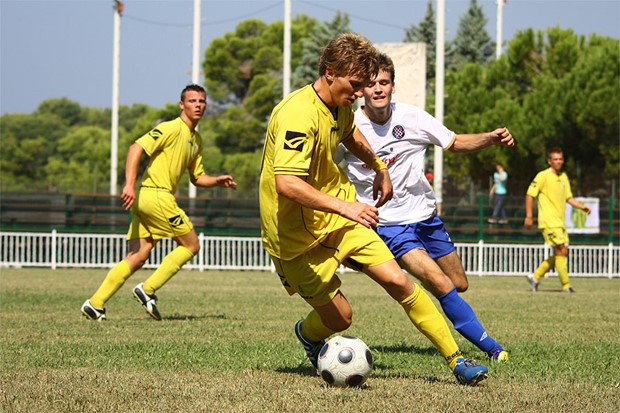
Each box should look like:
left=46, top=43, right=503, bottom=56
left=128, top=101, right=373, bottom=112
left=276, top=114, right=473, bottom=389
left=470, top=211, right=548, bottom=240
left=110, top=0, right=122, bottom=196
left=496, top=0, right=505, bottom=59
left=189, top=0, right=201, bottom=198
left=283, top=0, right=291, bottom=97
left=434, top=0, right=445, bottom=215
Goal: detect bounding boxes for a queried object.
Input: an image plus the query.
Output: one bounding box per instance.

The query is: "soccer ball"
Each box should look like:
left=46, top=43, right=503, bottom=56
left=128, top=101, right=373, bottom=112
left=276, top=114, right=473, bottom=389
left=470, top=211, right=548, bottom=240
left=317, top=335, right=373, bottom=387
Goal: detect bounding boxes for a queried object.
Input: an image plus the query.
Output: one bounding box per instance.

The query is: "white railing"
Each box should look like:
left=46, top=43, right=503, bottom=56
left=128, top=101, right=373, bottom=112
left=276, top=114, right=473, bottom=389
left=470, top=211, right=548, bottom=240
left=0, top=231, right=618, bottom=277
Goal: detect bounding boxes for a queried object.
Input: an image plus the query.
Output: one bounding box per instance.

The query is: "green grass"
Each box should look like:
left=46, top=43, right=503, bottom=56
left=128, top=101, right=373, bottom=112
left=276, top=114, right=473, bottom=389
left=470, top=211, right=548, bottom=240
left=0, top=268, right=618, bottom=413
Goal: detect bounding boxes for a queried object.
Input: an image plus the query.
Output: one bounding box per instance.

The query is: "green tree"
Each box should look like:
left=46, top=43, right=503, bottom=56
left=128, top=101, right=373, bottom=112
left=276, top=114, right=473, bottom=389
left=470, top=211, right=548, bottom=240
left=448, top=0, right=494, bottom=71
left=36, top=98, right=84, bottom=126
left=44, top=126, right=110, bottom=192
left=404, top=0, right=436, bottom=87
left=0, top=113, right=68, bottom=190
left=292, top=12, right=351, bottom=88
left=442, top=27, right=619, bottom=196
left=208, top=106, right=264, bottom=154
left=200, top=15, right=318, bottom=196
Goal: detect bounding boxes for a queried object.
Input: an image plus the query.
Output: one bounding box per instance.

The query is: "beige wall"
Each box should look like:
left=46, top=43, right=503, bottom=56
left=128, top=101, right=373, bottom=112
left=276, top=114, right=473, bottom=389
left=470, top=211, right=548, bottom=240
left=375, top=42, right=426, bottom=109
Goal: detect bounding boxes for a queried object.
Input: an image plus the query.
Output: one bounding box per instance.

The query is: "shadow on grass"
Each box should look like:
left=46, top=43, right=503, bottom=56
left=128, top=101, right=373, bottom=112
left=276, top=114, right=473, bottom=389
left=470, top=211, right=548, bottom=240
left=371, top=343, right=438, bottom=356
left=275, top=363, right=447, bottom=385
left=163, top=313, right=228, bottom=321
left=276, top=364, right=322, bottom=377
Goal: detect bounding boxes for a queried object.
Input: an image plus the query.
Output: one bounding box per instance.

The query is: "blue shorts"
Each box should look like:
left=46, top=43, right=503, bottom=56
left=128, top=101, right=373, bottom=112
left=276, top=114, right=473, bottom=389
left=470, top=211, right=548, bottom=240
left=376, top=215, right=455, bottom=260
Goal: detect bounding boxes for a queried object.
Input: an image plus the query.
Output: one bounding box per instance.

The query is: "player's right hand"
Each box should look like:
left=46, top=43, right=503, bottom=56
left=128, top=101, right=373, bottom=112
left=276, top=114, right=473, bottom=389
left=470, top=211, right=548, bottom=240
left=372, top=169, right=393, bottom=208
left=121, top=185, right=136, bottom=210
left=341, top=202, right=379, bottom=228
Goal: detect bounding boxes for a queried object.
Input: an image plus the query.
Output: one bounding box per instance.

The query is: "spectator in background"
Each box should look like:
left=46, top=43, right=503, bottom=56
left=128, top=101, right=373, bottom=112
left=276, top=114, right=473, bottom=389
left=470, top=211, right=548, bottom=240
left=524, top=147, right=591, bottom=293
left=489, top=164, right=508, bottom=224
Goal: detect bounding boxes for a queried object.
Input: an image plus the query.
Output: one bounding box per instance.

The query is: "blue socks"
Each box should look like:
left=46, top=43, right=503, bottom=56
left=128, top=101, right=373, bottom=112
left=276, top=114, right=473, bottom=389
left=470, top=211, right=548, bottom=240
left=437, top=287, right=501, bottom=354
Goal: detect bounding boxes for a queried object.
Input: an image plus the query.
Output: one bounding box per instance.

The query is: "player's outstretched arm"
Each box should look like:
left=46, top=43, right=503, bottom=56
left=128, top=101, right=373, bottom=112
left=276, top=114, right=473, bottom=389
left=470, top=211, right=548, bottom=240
left=192, top=174, right=238, bottom=189
left=449, top=127, right=514, bottom=153
left=567, top=198, right=591, bottom=215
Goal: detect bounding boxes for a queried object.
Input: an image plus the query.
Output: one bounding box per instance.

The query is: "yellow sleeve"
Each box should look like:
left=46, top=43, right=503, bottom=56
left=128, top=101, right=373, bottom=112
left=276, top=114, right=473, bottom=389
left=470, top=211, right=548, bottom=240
left=272, top=108, right=316, bottom=177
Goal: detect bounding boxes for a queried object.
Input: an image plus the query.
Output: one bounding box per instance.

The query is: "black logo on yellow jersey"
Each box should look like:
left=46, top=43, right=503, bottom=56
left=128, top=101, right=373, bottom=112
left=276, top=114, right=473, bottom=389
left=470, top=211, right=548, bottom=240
left=168, top=215, right=184, bottom=227
left=149, top=128, right=163, bottom=140
left=284, top=131, right=306, bottom=151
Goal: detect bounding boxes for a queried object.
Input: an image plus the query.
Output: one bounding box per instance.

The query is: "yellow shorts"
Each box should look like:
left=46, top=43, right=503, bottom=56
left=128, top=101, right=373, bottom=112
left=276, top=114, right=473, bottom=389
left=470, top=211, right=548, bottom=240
left=127, top=188, right=194, bottom=240
left=541, top=226, right=569, bottom=246
left=270, top=224, right=394, bottom=307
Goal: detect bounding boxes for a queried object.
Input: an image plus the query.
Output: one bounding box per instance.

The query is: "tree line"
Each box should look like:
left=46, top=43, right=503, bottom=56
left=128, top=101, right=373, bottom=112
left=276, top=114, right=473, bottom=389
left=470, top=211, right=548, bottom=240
left=1, top=0, right=618, bottom=200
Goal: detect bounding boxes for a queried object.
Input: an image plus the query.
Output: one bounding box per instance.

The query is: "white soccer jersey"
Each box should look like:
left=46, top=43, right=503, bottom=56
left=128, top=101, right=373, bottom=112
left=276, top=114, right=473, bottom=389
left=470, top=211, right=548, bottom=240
left=343, top=102, right=455, bottom=225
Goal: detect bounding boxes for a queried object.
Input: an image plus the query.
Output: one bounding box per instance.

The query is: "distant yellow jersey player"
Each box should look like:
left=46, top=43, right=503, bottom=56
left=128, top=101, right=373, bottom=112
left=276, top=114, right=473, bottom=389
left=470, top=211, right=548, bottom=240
left=136, top=117, right=206, bottom=195
left=526, top=168, right=573, bottom=229
left=524, top=147, right=591, bottom=293
left=81, top=84, right=237, bottom=321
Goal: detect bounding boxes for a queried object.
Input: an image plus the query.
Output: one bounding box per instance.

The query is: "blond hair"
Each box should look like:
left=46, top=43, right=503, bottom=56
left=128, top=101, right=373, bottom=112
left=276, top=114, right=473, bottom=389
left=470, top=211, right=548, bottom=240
left=318, top=32, right=379, bottom=83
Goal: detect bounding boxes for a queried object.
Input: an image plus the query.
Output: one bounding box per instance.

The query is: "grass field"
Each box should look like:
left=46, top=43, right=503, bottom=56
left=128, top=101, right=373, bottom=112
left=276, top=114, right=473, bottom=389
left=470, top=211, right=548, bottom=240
left=0, top=268, right=618, bottom=413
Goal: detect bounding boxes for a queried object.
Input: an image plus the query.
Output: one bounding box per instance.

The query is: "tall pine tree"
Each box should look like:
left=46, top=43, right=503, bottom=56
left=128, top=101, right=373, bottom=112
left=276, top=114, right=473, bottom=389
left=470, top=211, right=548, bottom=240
left=448, top=0, right=494, bottom=71
left=292, top=12, right=351, bottom=89
left=404, top=0, right=436, bottom=87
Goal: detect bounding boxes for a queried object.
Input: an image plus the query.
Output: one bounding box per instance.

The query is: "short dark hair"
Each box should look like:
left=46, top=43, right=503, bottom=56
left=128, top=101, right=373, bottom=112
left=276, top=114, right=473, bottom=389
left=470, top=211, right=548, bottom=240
left=548, top=146, right=563, bottom=158
left=180, top=84, right=206, bottom=102
left=377, top=52, right=396, bottom=83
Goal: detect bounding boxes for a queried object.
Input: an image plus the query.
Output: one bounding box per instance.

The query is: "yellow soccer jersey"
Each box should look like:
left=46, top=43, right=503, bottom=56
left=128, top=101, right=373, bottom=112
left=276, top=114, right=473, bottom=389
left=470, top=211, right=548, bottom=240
left=136, top=117, right=205, bottom=194
left=526, top=168, right=573, bottom=229
left=259, top=85, right=358, bottom=260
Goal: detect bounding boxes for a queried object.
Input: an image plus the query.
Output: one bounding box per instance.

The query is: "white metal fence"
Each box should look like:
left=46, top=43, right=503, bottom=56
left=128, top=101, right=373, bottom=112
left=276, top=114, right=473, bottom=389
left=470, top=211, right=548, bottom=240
left=0, top=231, right=618, bottom=277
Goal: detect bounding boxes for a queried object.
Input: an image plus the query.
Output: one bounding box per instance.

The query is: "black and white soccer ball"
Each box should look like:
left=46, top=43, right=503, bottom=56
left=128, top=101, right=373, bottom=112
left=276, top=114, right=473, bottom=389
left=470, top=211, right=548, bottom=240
left=317, top=335, right=373, bottom=387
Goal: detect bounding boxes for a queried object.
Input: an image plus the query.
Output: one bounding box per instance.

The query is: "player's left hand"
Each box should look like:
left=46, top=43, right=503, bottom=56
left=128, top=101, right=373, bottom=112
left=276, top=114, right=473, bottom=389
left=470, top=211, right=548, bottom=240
left=216, top=175, right=238, bottom=189
left=491, top=127, right=514, bottom=147
left=372, top=169, right=393, bottom=208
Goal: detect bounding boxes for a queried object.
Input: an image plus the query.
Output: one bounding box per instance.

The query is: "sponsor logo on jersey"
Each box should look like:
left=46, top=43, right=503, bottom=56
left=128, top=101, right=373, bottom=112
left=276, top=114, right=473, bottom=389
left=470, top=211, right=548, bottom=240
left=392, top=125, right=405, bottom=139
left=362, top=154, right=398, bottom=170
left=284, top=131, right=306, bottom=151
left=168, top=215, right=184, bottom=227
left=149, top=128, right=163, bottom=140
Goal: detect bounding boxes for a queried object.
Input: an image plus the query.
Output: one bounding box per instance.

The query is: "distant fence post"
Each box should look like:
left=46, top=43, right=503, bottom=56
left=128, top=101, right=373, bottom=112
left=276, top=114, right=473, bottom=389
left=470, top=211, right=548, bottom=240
left=51, top=229, right=57, bottom=270
left=477, top=239, right=484, bottom=276
left=609, top=243, right=615, bottom=278
left=478, top=194, right=484, bottom=241
left=609, top=196, right=615, bottom=245
left=198, top=232, right=205, bottom=272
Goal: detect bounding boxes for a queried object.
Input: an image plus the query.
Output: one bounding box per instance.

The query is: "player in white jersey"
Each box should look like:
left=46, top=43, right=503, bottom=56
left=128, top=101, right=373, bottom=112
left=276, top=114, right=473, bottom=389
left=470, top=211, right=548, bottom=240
left=342, top=53, right=515, bottom=361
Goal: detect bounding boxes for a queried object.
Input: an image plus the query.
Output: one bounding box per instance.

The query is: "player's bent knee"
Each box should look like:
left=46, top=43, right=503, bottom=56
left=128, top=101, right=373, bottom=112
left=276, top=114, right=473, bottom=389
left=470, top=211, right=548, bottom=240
left=455, top=280, right=469, bottom=292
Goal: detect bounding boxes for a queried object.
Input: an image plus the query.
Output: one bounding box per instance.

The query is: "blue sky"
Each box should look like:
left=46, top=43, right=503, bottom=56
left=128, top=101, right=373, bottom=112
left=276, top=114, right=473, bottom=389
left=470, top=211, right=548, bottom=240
left=1, top=0, right=619, bottom=115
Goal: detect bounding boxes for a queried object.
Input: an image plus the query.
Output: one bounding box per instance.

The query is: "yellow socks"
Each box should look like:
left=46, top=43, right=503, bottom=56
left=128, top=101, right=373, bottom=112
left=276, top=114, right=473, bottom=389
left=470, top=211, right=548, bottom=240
left=534, top=256, right=555, bottom=281
left=301, top=310, right=336, bottom=342
left=90, top=260, right=132, bottom=309
left=555, top=256, right=570, bottom=290
left=143, top=246, right=194, bottom=294
left=400, top=284, right=462, bottom=369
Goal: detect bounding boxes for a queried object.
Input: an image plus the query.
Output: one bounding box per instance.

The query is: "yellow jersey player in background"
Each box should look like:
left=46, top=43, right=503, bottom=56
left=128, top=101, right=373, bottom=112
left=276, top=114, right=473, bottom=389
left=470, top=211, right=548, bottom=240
left=81, top=84, right=237, bottom=321
left=260, top=32, right=488, bottom=385
left=524, top=146, right=591, bottom=293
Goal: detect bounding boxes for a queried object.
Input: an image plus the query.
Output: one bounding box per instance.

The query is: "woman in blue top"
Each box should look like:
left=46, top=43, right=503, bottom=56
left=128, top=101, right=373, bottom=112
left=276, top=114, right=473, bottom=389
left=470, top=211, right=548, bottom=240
left=489, top=164, right=508, bottom=224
